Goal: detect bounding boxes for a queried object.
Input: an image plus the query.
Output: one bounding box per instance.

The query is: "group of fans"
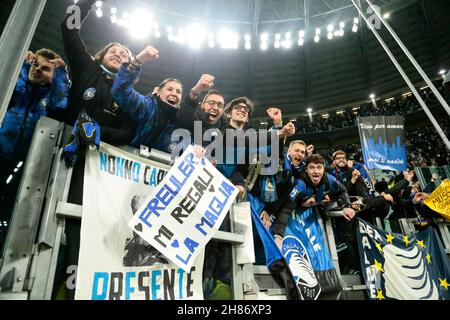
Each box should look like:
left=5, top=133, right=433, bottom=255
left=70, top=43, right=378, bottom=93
left=294, top=82, right=450, bottom=134
left=0, top=0, right=448, bottom=299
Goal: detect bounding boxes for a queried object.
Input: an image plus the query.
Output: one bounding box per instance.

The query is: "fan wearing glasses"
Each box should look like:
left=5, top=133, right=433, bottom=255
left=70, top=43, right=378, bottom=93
left=177, top=73, right=227, bottom=133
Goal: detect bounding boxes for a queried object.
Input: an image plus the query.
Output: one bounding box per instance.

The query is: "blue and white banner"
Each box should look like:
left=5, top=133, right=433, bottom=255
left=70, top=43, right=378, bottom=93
left=129, top=145, right=238, bottom=272
left=357, top=218, right=450, bottom=300
left=247, top=194, right=342, bottom=300
left=76, top=143, right=204, bottom=300
left=283, top=208, right=342, bottom=299
left=357, top=116, right=407, bottom=171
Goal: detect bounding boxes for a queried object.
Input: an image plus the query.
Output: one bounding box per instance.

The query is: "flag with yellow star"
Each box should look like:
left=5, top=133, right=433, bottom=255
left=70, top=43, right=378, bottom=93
left=356, top=218, right=450, bottom=300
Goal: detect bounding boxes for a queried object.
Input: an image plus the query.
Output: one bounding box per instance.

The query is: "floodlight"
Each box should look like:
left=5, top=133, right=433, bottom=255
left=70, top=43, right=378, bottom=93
left=282, top=40, right=292, bottom=48
left=186, top=23, right=206, bottom=48
left=129, top=10, right=152, bottom=39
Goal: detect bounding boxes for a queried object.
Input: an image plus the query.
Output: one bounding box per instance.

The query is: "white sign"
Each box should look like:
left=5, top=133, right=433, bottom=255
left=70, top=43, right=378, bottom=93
left=75, top=143, right=204, bottom=300
left=129, top=145, right=239, bottom=272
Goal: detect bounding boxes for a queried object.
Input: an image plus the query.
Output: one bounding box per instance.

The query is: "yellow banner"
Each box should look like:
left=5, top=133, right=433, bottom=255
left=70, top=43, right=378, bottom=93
left=424, top=179, right=450, bottom=219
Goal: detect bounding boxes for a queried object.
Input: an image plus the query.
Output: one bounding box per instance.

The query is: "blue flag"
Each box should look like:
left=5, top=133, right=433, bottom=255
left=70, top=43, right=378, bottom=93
left=248, top=193, right=343, bottom=300
left=356, top=218, right=450, bottom=300
left=357, top=116, right=407, bottom=171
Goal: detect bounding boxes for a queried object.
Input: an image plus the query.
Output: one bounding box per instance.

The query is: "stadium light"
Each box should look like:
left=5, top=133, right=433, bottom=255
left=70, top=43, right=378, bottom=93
left=383, top=13, right=390, bottom=19
left=91, top=2, right=377, bottom=50
left=186, top=23, right=206, bottom=49
left=176, top=27, right=186, bottom=44
left=218, top=29, right=238, bottom=49
left=439, top=69, right=447, bottom=75
left=307, top=108, right=312, bottom=113
left=207, top=33, right=215, bottom=48
left=282, top=39, right=292, bottom=48
left=369, top=93, right=375, bottom=99
left=129, top=10, right=153, bottom=39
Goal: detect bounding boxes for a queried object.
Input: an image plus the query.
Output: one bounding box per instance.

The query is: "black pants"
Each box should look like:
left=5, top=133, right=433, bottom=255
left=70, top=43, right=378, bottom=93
left=335, top=217, right=361, bottom=272
left=52, top=158, right=84, bottom=300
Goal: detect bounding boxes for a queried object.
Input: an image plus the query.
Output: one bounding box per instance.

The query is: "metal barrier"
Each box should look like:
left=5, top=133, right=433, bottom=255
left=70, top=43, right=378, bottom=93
left=0, top=117, right=249, bottom=300
left=1, top=117, right=449, bottom=300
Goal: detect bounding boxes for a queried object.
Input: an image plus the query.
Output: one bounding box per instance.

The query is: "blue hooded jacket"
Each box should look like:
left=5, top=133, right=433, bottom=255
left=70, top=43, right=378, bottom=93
left=111, top=64, right=179, bottom=153
left=0, top=61, right=70, bottom=161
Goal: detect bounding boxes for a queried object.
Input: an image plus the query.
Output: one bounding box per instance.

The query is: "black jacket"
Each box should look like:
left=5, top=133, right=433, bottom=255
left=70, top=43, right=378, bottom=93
left=61, top=0, right=135, bottom=145
left=176, top=94, right=227, bottom=134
